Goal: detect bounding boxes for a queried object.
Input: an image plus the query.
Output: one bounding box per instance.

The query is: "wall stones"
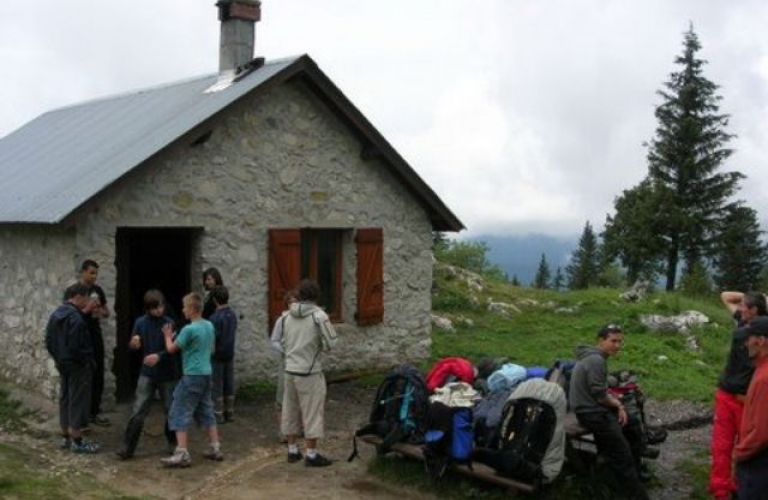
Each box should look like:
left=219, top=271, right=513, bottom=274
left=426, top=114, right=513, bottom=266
left=1, top=78, right=437, bottom=403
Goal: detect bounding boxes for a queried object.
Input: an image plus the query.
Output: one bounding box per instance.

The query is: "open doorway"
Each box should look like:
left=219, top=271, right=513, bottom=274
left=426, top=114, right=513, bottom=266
left=114, top=227, right=199, bottom=401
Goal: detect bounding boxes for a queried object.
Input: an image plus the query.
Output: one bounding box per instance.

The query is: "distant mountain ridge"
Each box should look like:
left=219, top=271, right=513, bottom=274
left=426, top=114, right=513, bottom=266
left=467, top=233, right=577, bottom=285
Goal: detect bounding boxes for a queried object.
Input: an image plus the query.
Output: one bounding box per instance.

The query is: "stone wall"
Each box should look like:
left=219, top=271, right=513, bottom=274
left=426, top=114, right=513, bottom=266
left=0, top=226, right=77, bottom=399
left=58, top=78, right=434, bottom=399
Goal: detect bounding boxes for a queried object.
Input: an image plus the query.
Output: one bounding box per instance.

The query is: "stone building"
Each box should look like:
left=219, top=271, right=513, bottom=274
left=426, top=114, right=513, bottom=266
left=0, top=1, right=462, bottom=405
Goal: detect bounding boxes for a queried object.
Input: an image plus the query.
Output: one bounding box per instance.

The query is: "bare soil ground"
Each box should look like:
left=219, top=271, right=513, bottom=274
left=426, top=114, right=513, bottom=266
left=3, top=383, right=712, bottom=500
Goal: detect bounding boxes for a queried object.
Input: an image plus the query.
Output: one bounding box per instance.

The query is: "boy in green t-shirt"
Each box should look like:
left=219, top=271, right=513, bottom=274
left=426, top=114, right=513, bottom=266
left=160, top=292, right=223, bottom=467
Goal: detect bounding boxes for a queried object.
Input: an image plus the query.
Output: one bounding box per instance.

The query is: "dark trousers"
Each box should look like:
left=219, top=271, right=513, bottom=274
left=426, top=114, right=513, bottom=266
left=90, top=328, right=105, bottom=417
left=736, top=449, right=768, bottom=500
left=122, top=376, right=176, bottom=455
left=577, top=411, right=649, bottom=500
left=59, top=364, right=92, bottom=432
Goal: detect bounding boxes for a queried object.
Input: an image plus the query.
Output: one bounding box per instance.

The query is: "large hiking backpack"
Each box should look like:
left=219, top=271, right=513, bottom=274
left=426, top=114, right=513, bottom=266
left=348, top=364, right=430, bottom=461
left=423, top=402, right=474, bottom=480
left=473, top=379, right=565, bottom=485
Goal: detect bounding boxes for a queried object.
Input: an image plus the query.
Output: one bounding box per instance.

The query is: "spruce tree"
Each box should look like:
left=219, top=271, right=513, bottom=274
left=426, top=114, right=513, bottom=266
left=533, top=253, right=551, bottom=289
left=712, top=206, right=767, bottom=291
left=647, top=26, right=744, bottom=290
left=567, top=221, right=600, bottom=290
left=511, top=275, right=521, bottom=287
left=553, top=267, right=564, bottom=291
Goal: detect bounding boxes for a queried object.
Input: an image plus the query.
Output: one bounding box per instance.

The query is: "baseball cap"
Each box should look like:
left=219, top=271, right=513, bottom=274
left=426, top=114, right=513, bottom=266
left=747, top=316, right=768, bottom=337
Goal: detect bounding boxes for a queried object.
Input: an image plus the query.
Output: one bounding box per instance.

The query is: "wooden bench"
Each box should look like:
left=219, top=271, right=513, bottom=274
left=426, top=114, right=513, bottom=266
left=359, top=434, right=537, bottom=495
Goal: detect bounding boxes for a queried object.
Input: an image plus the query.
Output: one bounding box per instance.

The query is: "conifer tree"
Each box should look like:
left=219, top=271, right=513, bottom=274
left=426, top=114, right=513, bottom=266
left=567, top=221, right=600, bottom=290
left=646, top=26, right=744, bottom=290
left=533, top=253, right=551, bottom=289
left=553, top=267, right=564, bottom=291
left=712, top=206, right=767, bottom=291
left=511, top=275, right=521, bottom=287
left=602, top=179, right=665, bottom=284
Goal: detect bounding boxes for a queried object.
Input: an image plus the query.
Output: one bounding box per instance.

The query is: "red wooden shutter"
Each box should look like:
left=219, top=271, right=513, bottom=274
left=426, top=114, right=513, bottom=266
left=268, top=229, right=301, bottom=335
left=355, top=228, right=384, bottom=326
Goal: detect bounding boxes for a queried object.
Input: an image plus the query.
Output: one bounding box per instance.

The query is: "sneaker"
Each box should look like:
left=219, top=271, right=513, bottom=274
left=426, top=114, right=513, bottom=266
left=287, top=451, right=303, bottom=463
left=304, top=453, right=333, bottom=467
left=70, top=440, right=101, bottom=454
left=203, top=448, right=224, bottom=461
left=161, top=450, right=191, bottom=468
left=90, top=414, right=111, bottom=426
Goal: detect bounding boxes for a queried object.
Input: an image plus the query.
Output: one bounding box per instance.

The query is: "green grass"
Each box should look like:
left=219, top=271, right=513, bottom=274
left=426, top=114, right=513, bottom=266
left=0, top=391, right=153, bottom=500
left=430, top=277, right=732, bottom=403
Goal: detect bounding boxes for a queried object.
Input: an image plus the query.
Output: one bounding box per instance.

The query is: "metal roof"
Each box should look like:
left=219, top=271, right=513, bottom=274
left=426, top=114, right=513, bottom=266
left=0, top=55, right=464, bottom=231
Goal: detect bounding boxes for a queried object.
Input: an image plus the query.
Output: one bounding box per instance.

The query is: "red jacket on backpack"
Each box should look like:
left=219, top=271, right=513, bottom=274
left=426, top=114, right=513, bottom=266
left=426, top=357, right=476, bottom=392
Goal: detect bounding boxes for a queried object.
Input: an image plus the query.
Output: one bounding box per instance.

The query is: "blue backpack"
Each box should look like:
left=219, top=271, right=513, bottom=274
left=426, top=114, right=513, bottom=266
left=423, top=402, right=474, bottom=480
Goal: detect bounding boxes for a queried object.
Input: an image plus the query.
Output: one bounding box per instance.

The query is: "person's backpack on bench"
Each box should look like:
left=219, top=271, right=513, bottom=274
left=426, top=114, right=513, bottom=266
left=348, top=364, right=429, bottom=461
left=473, top=379, right=566, bottom=485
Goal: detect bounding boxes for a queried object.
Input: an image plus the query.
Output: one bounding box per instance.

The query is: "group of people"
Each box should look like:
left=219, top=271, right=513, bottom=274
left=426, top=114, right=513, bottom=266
left=45, top=262, right=339, bottom=469
left=569, top=290, right=768, bottom=500
left=45, top=262, right=768, bottom=490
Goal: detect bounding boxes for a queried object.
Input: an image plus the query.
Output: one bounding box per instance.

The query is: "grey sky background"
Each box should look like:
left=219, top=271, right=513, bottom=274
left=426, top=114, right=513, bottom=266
left=2, top=1, right=767, bottom=239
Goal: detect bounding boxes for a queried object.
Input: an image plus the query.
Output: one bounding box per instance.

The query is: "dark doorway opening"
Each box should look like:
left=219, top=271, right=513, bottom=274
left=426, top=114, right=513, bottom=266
left=114, top=227, right=198, bottom=402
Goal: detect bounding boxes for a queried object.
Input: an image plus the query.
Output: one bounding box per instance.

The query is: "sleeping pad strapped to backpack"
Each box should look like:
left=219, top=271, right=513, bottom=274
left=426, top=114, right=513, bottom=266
left=348, top=364, right=430, bottom=461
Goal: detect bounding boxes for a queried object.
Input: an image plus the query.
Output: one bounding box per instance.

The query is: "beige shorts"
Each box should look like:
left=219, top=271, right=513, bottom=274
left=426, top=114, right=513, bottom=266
left=280, top=372, right=326, bottom=440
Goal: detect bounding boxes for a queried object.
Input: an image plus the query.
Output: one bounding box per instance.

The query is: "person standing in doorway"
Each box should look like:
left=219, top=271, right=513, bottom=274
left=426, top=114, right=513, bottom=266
left=202, top=267, right=224, bottom=320
left=209, top=285, right=238, bottom=424
left=281, top=279, right=338, bottom=467
left=45, top=283, right=100, bottom=453
left=78, top=259, right=111, bottom=427
left=710, top=291, right=766, bottom=500
left=116, top=289, right=179, bottom=460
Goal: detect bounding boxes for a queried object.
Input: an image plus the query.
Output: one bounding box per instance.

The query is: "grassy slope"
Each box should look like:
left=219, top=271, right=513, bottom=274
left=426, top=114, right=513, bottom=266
left=431, top=264, right=732, bottom=403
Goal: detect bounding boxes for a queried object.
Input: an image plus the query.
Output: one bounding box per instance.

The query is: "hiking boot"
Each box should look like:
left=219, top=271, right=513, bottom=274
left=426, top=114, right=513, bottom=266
left=287, top=451, right=303, bottom=463
left=58, top=437, right=71, bottom=450
left=641, top=446, right=660, bottom=459
left=161, top=449, right=191, bottom=468
left=115, top=449, right=133, bottom=460
left=203, top=448, right=224, bottom=461
left=304, top=453, right=333, bottom=467
left=70, top=440, right=101, bottom=454
left=90, top=414, right=111, bottom=426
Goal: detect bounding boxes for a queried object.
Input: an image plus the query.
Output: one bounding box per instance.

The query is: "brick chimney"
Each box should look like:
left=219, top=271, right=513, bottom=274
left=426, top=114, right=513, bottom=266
left=217, top=0, right=261, bottom=74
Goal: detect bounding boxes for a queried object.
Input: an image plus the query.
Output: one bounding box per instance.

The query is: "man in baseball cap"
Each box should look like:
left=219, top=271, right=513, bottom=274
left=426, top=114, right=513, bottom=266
left=734, top=316, right=768, bottom=500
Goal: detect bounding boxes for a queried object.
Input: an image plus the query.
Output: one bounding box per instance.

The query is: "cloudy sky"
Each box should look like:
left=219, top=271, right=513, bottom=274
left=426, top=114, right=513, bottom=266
left=2, top=1, right=768, bottom=238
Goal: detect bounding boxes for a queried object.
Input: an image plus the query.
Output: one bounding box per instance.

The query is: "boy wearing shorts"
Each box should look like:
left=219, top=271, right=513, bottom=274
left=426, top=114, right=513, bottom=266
left=161, top=292, right=223, bottom=467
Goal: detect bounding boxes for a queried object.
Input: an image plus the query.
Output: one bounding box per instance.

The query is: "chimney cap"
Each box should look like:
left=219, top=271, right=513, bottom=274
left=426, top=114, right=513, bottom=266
left=217, top=0, right=261, bottom=22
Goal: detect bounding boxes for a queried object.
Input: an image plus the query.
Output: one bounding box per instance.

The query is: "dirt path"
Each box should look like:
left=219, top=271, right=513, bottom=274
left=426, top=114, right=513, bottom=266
left=7, top=383, right=712, bottom=500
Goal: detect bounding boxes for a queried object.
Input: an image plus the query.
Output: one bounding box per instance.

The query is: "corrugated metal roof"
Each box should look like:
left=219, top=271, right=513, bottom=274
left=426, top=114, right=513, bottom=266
left=0, top=57, right=298, bottom=223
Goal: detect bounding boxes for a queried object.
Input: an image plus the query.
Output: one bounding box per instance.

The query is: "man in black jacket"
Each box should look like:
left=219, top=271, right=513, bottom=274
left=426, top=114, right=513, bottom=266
left=45, top=283, right=100, bottom=453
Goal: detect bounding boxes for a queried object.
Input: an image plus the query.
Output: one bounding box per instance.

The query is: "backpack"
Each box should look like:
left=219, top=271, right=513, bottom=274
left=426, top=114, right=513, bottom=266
left=348, top=364, right=429, bottom=461
left=474, top=396, right=558, bottom=484
left=422, top=402, right=474, bottom=480
left=607, top=369, right=667, bottom=453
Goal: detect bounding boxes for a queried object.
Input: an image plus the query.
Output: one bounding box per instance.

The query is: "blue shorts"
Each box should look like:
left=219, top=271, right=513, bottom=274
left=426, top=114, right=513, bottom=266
left=168, top=375, right=216, bottom=431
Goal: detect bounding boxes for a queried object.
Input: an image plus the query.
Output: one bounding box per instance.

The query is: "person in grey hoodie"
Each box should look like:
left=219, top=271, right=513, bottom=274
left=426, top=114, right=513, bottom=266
left=281, top=279, right=338, bottom=467
left=569, top=324, right=649, bottom=500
